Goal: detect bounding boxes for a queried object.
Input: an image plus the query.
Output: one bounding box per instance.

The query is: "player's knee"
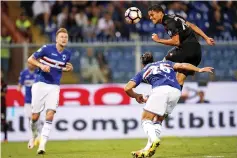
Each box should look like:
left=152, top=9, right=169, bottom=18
left=46, top=110, right=55, bottom=121
left=142, top=110, right=156, bottom=120
left=32, top=113, right=40, bottom=121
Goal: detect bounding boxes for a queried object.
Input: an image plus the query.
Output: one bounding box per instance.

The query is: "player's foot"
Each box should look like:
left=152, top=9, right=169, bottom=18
left=131, top=149, right=147, bottom=158
left=27, top=138, right=35, bottom=149
left=145, top=139, right=161, bottom=157
left=3, top=139, right=8, bottom=143
left=37, top=146, right=46, bottom=155
left=34, top=136, right=40, bottom=146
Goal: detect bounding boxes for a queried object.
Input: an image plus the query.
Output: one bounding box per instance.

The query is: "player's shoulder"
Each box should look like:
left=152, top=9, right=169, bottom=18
left=36, top=44, right=52, bottom=52
left=20, top=68, right=28, bottom=75
left=44, top=44, right=55, bottom=49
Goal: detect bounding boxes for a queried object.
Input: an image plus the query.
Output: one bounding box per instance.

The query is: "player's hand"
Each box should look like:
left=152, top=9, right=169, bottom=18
left=205, top=37, right=215, bottom=46
left=135, top=94, right=146, bottom=104
left=40, top=64, right=50, bottom=72
left=152, top=33, right=160, bottom=42
left=63, top=62, right=73, bottom=72
left=199, top=67, right=214, bottom=73
left=142, top=95, right=149, bottom=103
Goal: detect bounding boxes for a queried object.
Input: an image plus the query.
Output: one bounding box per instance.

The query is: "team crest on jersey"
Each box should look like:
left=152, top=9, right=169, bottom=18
left=62, top=55, right=66, bottom=60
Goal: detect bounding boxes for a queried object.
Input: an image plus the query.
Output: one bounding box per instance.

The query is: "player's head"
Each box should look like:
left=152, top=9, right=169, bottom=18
left=141, top=52, right=154, bottom=67
left=56, top=28, right=68, bottom=47
left=148, top=4, right=164, bottom=24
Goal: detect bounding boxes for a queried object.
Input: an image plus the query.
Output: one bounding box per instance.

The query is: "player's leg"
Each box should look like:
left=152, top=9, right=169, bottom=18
left=24, top=103, right=32, bottom=127
left=1, top=104, right=8, bottom=142
left=38, top=109, right=55, bottom=154
left=132, top=86, right=168, bottom=158
left=28, top=82, right=46, bottom=149
left=37, top=84, right=60, bottom=154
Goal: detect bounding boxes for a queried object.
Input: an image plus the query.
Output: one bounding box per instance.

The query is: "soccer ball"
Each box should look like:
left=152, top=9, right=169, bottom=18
left=125, top=7, right=142, bottom=24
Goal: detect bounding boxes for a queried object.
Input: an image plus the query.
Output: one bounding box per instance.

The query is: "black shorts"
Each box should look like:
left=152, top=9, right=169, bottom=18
left=165, top=42, right=202, bottom=76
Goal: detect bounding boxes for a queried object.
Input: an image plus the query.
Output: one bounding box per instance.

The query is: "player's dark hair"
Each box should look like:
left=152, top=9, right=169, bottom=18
left=148, top=4, right=164, bottom=14
left=141, top=52, right=154, bottom=66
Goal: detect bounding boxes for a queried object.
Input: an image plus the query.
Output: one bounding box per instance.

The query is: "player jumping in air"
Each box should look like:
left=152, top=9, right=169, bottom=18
left=27, top=28, right=73, bottom=154
left=148, top=4, right=215, bottom=89
left=124, top=52, right=214, bottom=158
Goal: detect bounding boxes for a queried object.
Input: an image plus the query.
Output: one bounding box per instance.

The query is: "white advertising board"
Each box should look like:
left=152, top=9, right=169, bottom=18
left=2, top=104, right=237, bottom=142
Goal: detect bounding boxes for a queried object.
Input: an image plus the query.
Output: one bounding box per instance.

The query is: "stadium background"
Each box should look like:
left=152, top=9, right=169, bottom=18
left=1, top=1, right=237, bottom=158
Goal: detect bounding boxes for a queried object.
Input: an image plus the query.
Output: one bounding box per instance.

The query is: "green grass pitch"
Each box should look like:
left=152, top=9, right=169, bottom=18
left=2, top=136, right=237, bottom=158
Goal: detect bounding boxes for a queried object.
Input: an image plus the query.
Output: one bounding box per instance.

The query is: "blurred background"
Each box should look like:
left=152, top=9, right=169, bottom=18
left=1, top=0, right=237, bottom=144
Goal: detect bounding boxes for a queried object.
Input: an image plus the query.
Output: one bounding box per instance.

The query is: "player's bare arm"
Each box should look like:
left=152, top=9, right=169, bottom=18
left=173, top=63, right=214, bottom=73
left=17, top=84, right=22, bottom=91
left=28, top=55, right=50, bottom=73
left=152, top=33, right=180, bottom=46
left=186, top=21, right=215, bottom=46
left=124, top=81, right=145, bottom=104
left=62, top=62, right=73, bottom=72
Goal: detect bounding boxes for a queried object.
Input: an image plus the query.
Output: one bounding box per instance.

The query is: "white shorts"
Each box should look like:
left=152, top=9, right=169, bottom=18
left=24, top=103, right=32, bottom=118
left=144, top=86, right=181, bottom=116
left=31, top=82, right=60, bottom=113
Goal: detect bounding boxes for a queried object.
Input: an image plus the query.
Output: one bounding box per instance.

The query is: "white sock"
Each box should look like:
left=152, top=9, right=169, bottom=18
left=30, top=120, right=39, bottom=139
left=143, top=137, right=152, bottom=150
left=40, top=120, right=52, bottom=148
left=142, top=120, right=161, bottom=142
left=153, top=122, right=162, bottom=138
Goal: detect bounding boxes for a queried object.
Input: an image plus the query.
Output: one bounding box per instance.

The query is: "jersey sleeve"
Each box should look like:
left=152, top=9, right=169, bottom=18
left=166, top=61, right=175, bottom=68
left=33, top=45, right=47, bottom=59
left=130, top=72, right=143, bottom=87
left=18, top=71, right=25, bottom=85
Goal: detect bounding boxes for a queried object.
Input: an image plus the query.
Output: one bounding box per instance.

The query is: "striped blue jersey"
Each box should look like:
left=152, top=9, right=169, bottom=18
left=18, top=69, right=37, bottom=103
left=33, top=44, right=71, bottom=85
left=131, top=61, right=181, bottom=91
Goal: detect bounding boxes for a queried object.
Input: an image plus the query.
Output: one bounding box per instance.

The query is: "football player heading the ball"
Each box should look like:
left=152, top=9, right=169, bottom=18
left=148, top=4, right=215, bottom=90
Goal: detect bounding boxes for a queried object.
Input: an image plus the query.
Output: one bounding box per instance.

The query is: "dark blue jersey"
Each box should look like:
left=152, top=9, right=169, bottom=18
left=18, top=69, right=37, bottom=103
left=33, top=44, right=71, bottom=85
left=131, top=61, right=181, bottom=91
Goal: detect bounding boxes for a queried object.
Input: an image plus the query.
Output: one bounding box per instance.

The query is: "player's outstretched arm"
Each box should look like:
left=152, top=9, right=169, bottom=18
left=173, top=63, right=214, bottom=73
left=186, top=21, right=215, bottom=46
left=28, top=55, right=50, bottom=72
left=124, top=81, right=145, bottom=104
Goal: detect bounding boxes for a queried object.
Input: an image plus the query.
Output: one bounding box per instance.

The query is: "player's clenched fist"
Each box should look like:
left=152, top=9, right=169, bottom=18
left=151, top=33, right=160, bottom=42
left=135, top=94, right=146, bottom=104
left=40, top=64, right=50, bottom=72
left=63, top=62, right=73, bottom=72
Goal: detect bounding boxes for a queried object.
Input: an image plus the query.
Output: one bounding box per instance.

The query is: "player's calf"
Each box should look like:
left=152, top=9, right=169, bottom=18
left=37, top=110, right=55, bottom=154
